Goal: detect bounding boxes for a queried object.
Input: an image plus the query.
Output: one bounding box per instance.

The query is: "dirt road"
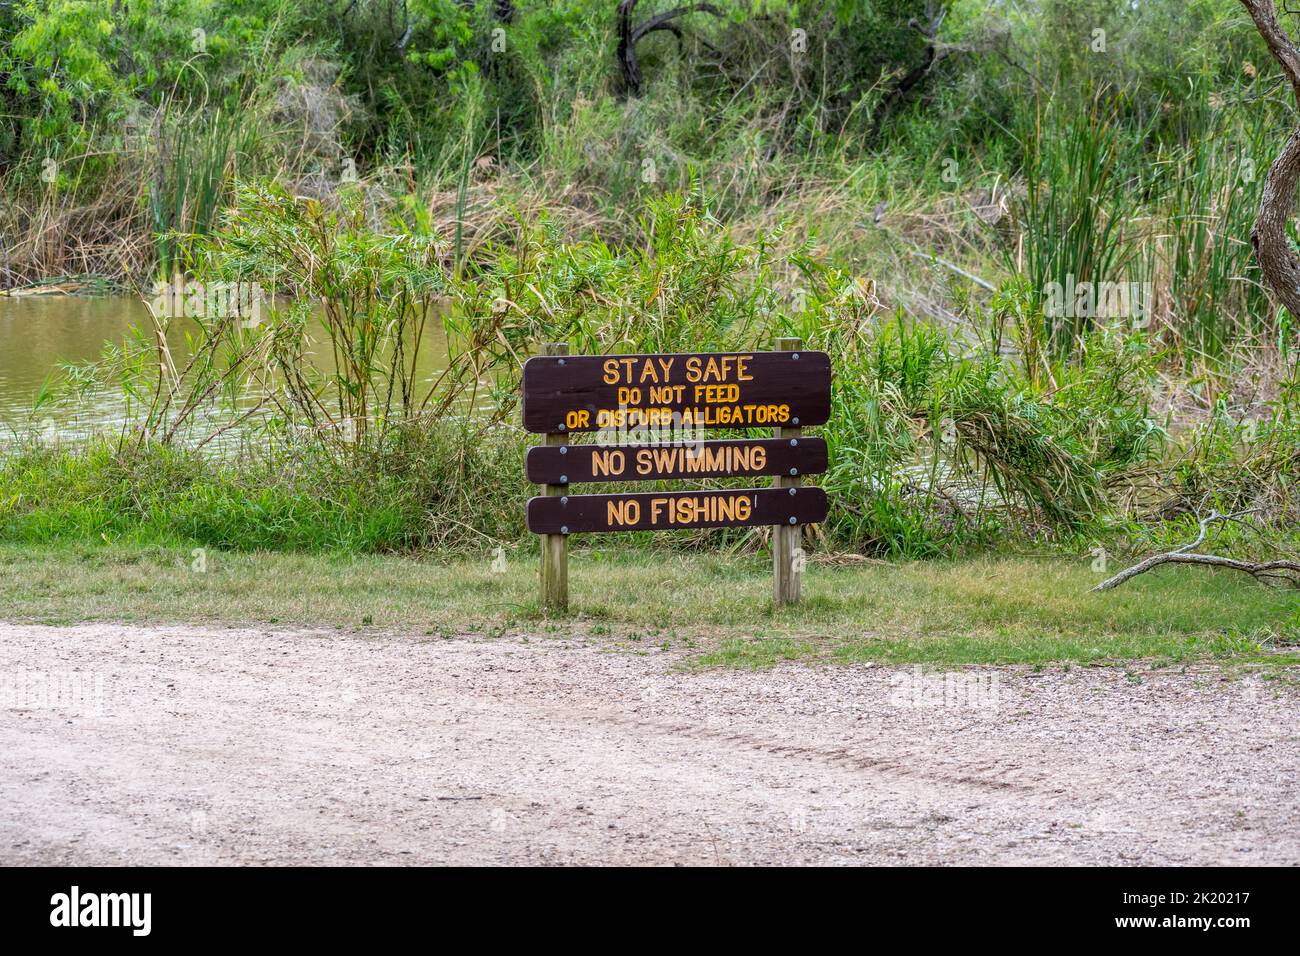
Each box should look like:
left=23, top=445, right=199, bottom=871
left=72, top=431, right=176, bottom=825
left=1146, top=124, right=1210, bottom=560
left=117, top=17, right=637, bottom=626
left=0, top=622, right=1296, bottom=865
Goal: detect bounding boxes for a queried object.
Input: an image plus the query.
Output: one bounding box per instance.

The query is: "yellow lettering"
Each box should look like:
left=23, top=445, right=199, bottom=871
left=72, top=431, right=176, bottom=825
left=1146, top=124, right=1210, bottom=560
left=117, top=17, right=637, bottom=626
left=592, top=449, right=625, bottom=477
left=607, top=498, right=640, bottom=526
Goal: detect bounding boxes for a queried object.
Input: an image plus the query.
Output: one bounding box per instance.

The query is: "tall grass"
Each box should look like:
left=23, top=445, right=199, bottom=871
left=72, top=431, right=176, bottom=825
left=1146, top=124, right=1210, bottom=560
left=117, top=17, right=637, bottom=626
left=1153, top=80, right=1272, bottom=356
left=148, top=107, right=250, bottom=278
left=1011, top=89, right=1139, bottom=355
left=0, top=423, right=530, bottom=552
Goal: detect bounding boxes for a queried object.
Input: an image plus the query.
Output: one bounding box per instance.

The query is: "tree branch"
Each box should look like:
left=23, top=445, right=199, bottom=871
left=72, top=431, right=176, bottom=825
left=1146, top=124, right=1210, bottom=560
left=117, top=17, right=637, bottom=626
left=617, top=1, right=725, bottom=97
left=894, top=1, right=946, bottom=99
left=869, top=0, right=948, bottom=136
left=1092, top=510, right=1300, bottom=591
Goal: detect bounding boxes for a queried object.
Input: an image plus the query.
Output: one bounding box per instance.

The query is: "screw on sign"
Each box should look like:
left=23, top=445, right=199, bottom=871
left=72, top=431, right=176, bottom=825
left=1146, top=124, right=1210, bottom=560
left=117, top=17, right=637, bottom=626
left=522, top=339, right=831, bottom=609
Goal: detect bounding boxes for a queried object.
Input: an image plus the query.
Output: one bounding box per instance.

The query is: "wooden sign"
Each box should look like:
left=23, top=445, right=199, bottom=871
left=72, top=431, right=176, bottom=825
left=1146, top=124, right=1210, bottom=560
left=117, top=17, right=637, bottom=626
left=526, top=339, right=829, bottom=611
left=527, top=487, right=829, bottom=535
left=521, top=350, right=832, bottom=434
left=525, top=437, right=828, bottom=485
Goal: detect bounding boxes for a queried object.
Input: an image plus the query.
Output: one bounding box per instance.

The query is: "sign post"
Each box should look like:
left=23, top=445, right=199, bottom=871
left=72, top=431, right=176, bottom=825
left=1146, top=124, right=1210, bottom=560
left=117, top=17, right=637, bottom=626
left=773, top=337, right=803, bottom=606
left=539, top=342, right=569, bottom=611
left=522, top=344, right=831, bottom=611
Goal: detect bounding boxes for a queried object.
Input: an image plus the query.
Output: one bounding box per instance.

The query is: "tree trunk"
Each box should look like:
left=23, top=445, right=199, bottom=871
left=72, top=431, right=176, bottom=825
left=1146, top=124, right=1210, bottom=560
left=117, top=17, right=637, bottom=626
left=617, top=1, right=643, bottom=97
left=1239, top=1, right=1300, bottom=317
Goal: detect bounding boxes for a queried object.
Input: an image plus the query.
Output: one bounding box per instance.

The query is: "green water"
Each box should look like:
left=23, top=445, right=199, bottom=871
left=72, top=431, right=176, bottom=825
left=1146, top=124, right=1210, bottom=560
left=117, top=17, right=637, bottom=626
left=0, top=295, right=458, bottom=445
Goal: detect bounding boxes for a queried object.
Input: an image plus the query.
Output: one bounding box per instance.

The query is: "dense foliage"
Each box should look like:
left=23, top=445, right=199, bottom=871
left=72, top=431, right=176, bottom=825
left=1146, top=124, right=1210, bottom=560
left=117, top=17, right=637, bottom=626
left=2, top=1, right=1299, bottom=562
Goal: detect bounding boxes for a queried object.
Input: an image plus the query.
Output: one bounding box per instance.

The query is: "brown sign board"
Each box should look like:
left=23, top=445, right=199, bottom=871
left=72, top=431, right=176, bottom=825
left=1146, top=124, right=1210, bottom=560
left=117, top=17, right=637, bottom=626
left=521, top=350, right=832, bottom=434
left=527, top=486, right=828, bottom=535
left=525, top=437, right=829, bottom=485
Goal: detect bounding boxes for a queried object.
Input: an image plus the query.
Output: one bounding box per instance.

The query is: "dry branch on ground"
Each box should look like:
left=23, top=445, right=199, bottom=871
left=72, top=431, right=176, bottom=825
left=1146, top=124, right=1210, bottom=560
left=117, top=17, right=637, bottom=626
left=1092, top=509, right=1300, bottom=591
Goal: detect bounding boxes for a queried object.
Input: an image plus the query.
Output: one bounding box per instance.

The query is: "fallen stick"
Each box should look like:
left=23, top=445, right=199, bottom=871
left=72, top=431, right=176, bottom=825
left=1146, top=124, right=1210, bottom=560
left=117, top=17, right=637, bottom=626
left=1092, top=510, right=1300, bottom=591
left=906, top=249, right=996, bottom=291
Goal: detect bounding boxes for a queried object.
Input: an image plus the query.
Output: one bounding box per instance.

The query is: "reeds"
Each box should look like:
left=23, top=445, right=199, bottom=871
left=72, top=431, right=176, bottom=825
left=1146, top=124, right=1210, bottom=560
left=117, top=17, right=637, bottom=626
left=1011, top=89, right=1137, bottom=355
left=149, top=106, right=249, bottom=278
left=1151, top=78, right=1272, bottom=356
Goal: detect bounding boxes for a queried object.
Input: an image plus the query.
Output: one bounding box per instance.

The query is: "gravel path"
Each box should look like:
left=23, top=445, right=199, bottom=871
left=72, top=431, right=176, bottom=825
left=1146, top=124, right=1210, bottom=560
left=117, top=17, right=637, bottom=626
left=1, top=622, right=1296, bottom=865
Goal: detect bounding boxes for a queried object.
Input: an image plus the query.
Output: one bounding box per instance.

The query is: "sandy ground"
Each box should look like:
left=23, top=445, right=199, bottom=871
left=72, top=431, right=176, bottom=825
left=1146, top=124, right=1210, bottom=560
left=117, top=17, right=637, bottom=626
left=0, top=621, right=1297, bottom=866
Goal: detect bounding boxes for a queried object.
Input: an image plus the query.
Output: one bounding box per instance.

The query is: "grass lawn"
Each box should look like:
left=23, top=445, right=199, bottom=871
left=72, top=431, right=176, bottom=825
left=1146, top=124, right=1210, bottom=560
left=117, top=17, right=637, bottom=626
left=1, top=542, right=1297, bottom=669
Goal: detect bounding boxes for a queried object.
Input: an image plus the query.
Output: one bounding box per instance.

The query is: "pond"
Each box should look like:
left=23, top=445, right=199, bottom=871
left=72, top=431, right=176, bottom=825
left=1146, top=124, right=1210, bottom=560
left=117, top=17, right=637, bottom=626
left=0, top=295, right=464, bottom=447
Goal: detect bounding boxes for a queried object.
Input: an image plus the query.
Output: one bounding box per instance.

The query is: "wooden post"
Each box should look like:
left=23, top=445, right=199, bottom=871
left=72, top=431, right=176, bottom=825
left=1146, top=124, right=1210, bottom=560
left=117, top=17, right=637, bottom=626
left=539, top=342, right=569, bottom=612
left=773, top=337, right=803, bottom=606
